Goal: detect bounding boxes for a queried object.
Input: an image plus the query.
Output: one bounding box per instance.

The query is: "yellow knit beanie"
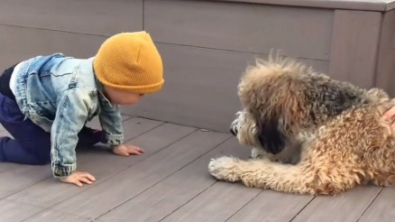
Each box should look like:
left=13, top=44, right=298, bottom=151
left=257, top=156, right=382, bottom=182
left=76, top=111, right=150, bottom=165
left=93, top=31, right=164, bottom=94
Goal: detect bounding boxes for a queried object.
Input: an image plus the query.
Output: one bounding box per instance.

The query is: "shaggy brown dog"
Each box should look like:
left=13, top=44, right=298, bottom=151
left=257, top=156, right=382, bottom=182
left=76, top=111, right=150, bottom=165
left=208, top=55, right=395, bottom=196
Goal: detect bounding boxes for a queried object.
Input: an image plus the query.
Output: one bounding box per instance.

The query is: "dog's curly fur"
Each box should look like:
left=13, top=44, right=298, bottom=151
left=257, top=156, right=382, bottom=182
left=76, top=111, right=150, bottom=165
left=208, top=54, right=395, bottom=196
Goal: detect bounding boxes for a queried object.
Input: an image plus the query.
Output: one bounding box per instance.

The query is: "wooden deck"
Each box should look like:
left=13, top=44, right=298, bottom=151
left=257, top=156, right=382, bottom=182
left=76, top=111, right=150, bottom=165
left=0, top=115, right=394, bottom=222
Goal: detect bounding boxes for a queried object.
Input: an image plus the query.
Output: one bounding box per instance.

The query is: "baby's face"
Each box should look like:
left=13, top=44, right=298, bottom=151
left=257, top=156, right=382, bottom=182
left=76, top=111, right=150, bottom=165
left=103, top=85, right=143, bottom=106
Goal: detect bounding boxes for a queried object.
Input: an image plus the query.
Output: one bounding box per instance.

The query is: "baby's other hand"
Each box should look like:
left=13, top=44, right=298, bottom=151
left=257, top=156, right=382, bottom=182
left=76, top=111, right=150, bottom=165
left=59, top=171, right=96, bottom=187
left=112, top=144, right=144, bottom=156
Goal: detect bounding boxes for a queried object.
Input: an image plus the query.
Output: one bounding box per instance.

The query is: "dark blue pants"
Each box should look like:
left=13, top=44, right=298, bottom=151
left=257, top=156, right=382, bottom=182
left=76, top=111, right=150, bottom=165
left=0, top=92, right=102, bottom=165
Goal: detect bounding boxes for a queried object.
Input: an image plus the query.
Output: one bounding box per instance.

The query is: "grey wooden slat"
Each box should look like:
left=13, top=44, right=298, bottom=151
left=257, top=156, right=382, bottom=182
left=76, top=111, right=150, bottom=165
left=328, top=10, right=382, bottom=89
left=373, top=10, right=395, bottom=97
left=0, top=199, right=43, bottom=222
left=0, top=0, right=142, bottom=36
left=0, top=25, right=106, bottom=69
left=23, top=210, right=90, bottom=222
left=49, top=130, right=231, bottom=220
left=101, top=117, right=163, bottom=143
left=145, top=0, right=333, bottom=61
left=160, top=183, right=261, bottom=222
left=0, top=165, right=51, bottom=199
left=0, top=124, right=10, bottom=136
left=292, top=186, right=381, bottom=222
left=201, top=0, right=393, bottom=12
left=0, top=125, right=15, bottom=173
left=97, top=138, right=250, bottom=222
left=124, top=43, right=329, bottom=133
left=7, top=123, right=195, bottom=208
left=0, top=163, right=19, bottom=174
left=226, top=190, right=312, bottom=222
left=358, top=187, right=395, bottom=222
left=85, top=115, right=132, bottom=130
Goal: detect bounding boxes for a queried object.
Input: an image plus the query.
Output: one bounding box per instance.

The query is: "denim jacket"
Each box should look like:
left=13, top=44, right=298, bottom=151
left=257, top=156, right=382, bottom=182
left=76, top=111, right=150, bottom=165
left=12, top=53, right=124, bottom=178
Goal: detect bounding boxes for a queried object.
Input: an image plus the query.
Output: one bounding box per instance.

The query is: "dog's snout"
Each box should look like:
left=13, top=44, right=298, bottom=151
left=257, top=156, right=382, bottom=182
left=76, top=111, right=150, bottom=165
left=230, top=127, right=237, bottom=136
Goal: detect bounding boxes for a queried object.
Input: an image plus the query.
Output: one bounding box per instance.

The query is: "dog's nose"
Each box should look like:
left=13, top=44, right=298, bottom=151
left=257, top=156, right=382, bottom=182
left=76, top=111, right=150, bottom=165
left=230, top=128, right=237, bottom=136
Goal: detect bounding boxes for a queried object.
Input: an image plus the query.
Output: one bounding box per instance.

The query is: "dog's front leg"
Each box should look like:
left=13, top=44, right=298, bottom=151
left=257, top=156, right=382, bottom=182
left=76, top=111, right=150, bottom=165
left=208, top=156, right=357, bottom=195
left=208, top=156, right=313, bottom=194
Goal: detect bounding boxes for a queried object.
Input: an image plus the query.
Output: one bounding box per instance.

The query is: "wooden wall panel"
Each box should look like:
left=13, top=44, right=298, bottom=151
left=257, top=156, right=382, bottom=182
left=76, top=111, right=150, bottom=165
left=328, top=10, right=382, bottom=89
left=145, top=0, right=333, bottom=61
left=0, top=0, right=143, bottom=36
left=374, top=10, right=395, bottom=96
left=0, top=25, right=106, bottom=68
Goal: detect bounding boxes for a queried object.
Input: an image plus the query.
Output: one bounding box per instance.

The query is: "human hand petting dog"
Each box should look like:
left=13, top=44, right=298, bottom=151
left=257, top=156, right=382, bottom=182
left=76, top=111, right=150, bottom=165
left=382, top=104, right=395, bottom=128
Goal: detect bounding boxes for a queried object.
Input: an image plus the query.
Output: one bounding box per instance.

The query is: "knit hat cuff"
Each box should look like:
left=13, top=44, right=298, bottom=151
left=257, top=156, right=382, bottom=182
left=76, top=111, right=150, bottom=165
left=101, top=78, right=165, bottom=94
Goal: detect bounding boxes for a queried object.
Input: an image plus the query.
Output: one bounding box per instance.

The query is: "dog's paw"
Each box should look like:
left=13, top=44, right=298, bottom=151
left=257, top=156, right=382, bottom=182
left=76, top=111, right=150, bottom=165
left=250, top=148, right=264, bottom=159
left=208, top=156, right=240, bottom=182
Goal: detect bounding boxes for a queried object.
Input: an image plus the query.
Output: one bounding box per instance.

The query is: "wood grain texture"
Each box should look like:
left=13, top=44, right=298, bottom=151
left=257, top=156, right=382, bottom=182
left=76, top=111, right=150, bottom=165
left=7, top=123, right=195, bottom=208
left=23, top=210, right=91, bottom=222
left=292, top=186, right=381, bottom=222
left=160, top=182, right=261, bottom=222
left=0, top=0, right=142, bottom=36
left=358, top=187, right=395, bottom=222
left=197, top=0, right=395, bottom=11
left=373, top=9, right=395, bottom=97
left=226, top=191, right=313, bottom=222
left=123, top=43, right=329, bottom=133
left=0, top=199, right=43, bottom=222
left=328, top=10, right=382, bottom=89
left=85, top=115, right=132, bottom=130
left=0, top=164, right=50, bottom=199
left=50, top=130, right=231, bottom=219
left=97, top=138, right=250, bottom=222
left=145, top=0, right=333, bottom=61
left=0, top=25, right=106, bottom=69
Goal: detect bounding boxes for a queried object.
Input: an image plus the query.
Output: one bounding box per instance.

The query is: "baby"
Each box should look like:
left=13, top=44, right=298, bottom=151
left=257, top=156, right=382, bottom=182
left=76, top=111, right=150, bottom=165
left=0, top=31, right=164, bottom=187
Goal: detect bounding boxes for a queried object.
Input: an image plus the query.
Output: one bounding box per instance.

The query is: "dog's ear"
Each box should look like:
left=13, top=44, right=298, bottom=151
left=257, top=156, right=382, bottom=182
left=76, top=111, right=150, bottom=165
left=256, top=115, right=286, bottom=155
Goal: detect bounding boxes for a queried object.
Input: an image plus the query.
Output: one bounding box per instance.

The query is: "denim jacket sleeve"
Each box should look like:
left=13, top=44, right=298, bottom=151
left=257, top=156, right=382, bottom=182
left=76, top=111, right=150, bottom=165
left=50, top=88, right=93, bottom=178
left=98, top=101, right=124, bottom=148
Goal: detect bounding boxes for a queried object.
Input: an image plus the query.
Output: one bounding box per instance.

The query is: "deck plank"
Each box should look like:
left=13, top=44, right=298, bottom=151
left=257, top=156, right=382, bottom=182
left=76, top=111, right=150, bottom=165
left=358, top=187, right=395, bottom=222
left=292, top=186, right=381, bottom=222
left=0, top=199, right=43, bottom=222
left=226, top=190, right=313, bottom=222
left=97, top=138, right=250, bottom=222
left=23, top=210, right=91, bottom=222
left=49, top=130, right=231, bottom=220
left=7, top=123, right=195, bottom=208
left=0, top=165, right=50, bottom=199
left=160, top=182, right=261, bottom=222
left=85, top=115, right=132, bottom=130
left=86, top=116, right=164, bottom=144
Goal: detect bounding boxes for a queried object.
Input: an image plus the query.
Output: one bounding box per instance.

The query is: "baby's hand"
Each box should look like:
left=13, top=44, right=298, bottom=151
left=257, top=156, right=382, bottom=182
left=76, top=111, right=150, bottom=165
left=112, top=144, right=144, bottom=156
left=59, top=171, right=96, bottom=187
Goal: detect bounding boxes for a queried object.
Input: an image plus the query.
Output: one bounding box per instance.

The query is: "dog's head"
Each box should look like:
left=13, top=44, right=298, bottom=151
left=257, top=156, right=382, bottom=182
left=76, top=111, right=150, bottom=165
left=231, top=55, right=374, bottom=155
left=230, top=56, right=313, bottom=155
